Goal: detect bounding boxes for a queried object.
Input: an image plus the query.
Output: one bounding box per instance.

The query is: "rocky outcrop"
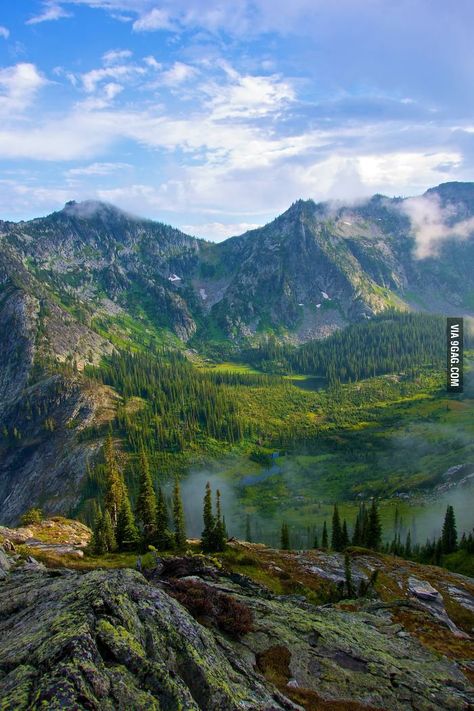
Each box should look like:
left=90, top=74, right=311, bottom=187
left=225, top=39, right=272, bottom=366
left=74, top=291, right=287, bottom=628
left=0, top=557, right=472, bottom=710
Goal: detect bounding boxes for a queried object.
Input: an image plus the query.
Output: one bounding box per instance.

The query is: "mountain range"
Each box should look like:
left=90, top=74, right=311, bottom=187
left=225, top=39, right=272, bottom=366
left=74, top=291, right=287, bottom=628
left=1, top=181, right=474, bottom=523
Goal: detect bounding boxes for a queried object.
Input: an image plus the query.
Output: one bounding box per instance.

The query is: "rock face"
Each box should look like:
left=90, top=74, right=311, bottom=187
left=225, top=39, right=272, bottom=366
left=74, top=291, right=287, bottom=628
left=0, top=568, right=296, bottom=711
left=0, top=560, right=472, bottom=710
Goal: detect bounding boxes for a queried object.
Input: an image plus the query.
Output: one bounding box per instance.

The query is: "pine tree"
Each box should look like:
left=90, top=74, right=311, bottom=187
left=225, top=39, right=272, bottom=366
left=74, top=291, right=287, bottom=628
left=136, top=448, right=157, bottom=546
left=173, top=479, right=187, bottom=549
left=116, top=495, right=139, bottom=551
left=341, top=519, right=349, bottom=549
left=280, top=522, right=290, bottom=550
left=102, top=510, right=117, bottom=552
left=322, top=521, right=328, bottom=549
left=213, top=489, right=227, bottom=551
left=201, top=482, right=216, bottom=553
left=331, top=504, right=343, bottom=551
left=313, top=533, right=319, bottom=549
left=404, top=530, right=412, bottom=559
left=352, top=508, right=362, bottom=546
left=441, top=505, right=457, bottom=554
left=367, top=499, right=382, bottom=550
left=156, top=487, right=174, bottom=550
left=103, top=433, right=126, bottom=527
left=344, top=552, right=354, bottom=598
left=90, top=506, right=106, bottom=555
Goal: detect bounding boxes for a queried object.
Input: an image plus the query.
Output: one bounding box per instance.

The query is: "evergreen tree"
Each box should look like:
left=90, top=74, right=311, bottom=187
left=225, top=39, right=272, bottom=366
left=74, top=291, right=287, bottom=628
left=116, top=495, right=139, bottom=551
left=404, top=530, right=412, bottom=559
left=136, top=448, right=157, bottom=545
left=352, top=508, right=362, bottom=546
left=156, top=487, right=174, bottom=550
left=201, top=481, right=216, bottom=553
left=281, top=522, right=290, bottom=550
left=341, top=519, right=349, bottom=549
left=313, top=533, right=319, bottom=549
left=441, top=505, right=457, bottom=554
left=103, top=433, right=126, bottom=527
left=90, top=506, right=106, bottom=555
left=331, top=504, right=343, bottom=551
left=173, top=479, right=187, bottom=549
left=212, top=489, right=227, bottom=551
left=102, top=510, right=117, bottom=552
left=367, top=499, right=382, bottom=550
left=321, top=521, right=328, bottom=549
left=344, top=552, right=354, bottom=598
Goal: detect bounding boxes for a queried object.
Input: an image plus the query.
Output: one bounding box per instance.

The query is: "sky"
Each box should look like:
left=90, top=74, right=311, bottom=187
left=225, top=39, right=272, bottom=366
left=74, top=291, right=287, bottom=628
left=0, top=1, right=473, bottom=240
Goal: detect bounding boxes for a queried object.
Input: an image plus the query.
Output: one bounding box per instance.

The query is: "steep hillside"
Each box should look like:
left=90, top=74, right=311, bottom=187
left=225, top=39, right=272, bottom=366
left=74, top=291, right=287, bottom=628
left=1, top=182, right=473, bottom=345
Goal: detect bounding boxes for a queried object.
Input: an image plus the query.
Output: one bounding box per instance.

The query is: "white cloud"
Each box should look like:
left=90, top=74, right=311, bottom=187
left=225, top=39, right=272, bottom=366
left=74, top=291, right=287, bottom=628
left=401, top=193, right=474, bottom=259
left=66, top=161, right=131, bottom=176
left=0, top=63, right=47, bottom=117
left=81, top=63, right=145, bottom=92
left=161, top=62, right=198, bottom=86
left=0, top=26, right=9, bottom=39
left=205, top=72, right=295, bottom=119
left=132, top=8, right=174, bottom=32
left=26, top=2, right=71, bottom=25
left=102, top=49, right=133, bottom=65
left=181, top=221, right=261, bottom=241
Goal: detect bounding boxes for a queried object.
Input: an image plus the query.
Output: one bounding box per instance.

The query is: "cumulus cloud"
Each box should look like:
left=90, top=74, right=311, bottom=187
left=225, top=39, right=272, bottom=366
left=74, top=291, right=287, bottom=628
left=401, top=193, right=474, bottom=259
left=0, top=63, right=47, bottom=117
left=132, top=8, right=174, bottom=32
left=26, top=2, right=72, bottom=25
left=0, top=26, right=9, bottom=39
left=160, top=62, right=198, bottom=86
left=102, top=48, right=133, bottom=65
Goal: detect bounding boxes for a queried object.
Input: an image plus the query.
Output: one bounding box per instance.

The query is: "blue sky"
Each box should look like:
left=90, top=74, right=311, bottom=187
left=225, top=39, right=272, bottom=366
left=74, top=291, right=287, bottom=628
left=0, top=0, right=473, bottom=239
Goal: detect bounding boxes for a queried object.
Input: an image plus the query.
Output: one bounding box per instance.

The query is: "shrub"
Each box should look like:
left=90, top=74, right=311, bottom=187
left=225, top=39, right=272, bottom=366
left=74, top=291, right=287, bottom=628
left=20, top=508, right=43, bottom=526
left=167, top=578, right=253, bottom=638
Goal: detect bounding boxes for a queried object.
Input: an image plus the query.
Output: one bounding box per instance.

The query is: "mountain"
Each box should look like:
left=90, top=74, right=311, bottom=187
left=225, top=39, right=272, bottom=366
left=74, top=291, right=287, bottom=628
left=0, top=182, right=474, bottom=523
left=1, top=182, right=473, bottom=350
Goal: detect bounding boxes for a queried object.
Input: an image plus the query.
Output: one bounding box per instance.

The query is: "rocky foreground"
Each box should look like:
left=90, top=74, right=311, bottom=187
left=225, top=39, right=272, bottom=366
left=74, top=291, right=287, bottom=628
left=0, top=532, right=473, bottom=710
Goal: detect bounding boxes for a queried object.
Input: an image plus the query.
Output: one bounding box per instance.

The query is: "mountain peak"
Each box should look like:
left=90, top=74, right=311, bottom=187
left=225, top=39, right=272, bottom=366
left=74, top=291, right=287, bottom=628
left=61, top=199, right=135, bottom=221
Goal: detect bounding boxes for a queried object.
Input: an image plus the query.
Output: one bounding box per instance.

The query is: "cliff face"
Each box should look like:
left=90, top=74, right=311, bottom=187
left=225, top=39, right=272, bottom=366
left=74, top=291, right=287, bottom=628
left=0, top=543, right=473, bottom=711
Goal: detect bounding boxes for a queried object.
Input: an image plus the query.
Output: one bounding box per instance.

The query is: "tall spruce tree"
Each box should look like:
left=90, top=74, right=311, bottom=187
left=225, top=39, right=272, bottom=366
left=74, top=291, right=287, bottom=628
left=213, top=489, right=227, bottom=551
left=441, top=505, right=457, bottom=553
left=201, top=482, right=216, bottom=553
left=102, top=510, right=117, bottom=552
left=322, top=521, right=328, bottom=549
left=156, top=487, right=174, bottom=550
left=173, top=479, right=187, bottom=549
left=341, top=520, right=349, bottom=549
left=331, top=504, right=343, bottom=551
left=103, top=433, right=126, bottom=527
left=116, top=495, right=139, bottom=551
left=352, top=508, right=362, bottom=546
left=280, top=522, right=290, bottom=550
left=136, top=448, right=157, bottom=546
left=367, top=499, right=382, bottom=550
left=90, top=506, right=105, bottom=555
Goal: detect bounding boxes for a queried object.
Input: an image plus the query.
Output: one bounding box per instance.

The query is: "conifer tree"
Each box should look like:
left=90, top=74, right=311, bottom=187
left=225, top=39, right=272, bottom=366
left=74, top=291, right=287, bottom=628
left=341, top=519, right=349, bottom=549
left=173, top=479, right=187, bottom=549
left=136, top=448, right=157, bottom=545
left=313, top=533, right=319, bottom=549
left=441, top=505, right=457, bottom=553
left=404, top=530, right=412, bottom=559
left=280, top=522, right=290, bottom=550
left=201, top=481, right=216, bottom=553
left=102, top=510, right=117, bottom=552
left=352, top=508, right=362, bottom=546
left=90, top=506, right=106, bottom=555
left=322, top=521, right=328, bottom=549
left=344, top=552, right=354, bottom=598
left=103, top=433, right=126, bottom=527
left=367, top=499, right=382, bottom=550
left=156, top=487, right=174, bottom=550
left=331, top=504, right=343, bottom=551
left=116, top=495, right=139, bottom=551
